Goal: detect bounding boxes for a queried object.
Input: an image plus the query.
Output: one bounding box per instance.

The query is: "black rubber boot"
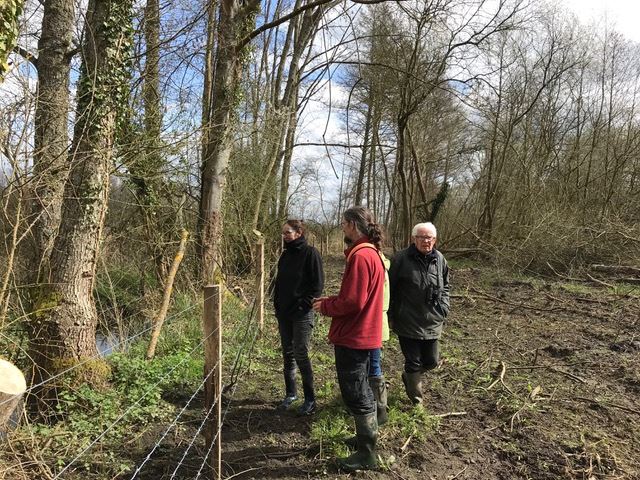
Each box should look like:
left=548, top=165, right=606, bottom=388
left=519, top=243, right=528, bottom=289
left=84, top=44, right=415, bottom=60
left=369, top=376, right=388, bottom=425
left=337, top=412, right=378, bottom=471
left=402, top=371, right=423, bottom=405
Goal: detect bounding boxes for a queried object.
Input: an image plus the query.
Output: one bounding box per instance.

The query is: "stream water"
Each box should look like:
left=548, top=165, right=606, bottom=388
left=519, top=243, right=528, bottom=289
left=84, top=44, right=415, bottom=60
left=96, top=333, right=118, bottom=357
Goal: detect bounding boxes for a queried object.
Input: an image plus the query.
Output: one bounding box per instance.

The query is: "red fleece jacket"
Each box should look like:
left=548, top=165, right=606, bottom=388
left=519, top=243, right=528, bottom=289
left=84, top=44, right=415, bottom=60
left=321, top=237, right=384, bottom=349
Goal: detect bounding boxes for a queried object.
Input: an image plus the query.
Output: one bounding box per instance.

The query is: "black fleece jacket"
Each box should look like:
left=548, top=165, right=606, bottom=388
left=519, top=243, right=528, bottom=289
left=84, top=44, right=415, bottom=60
left=273, top=236, right=324, bottom=319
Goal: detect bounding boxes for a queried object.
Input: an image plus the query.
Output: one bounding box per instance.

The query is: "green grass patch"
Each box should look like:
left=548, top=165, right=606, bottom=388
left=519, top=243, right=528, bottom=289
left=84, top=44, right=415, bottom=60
left=310, top=404, right=352, bottom=458
left=556, top=282, right=603, bottom=296
left=386, top=404, right=441, bottom=441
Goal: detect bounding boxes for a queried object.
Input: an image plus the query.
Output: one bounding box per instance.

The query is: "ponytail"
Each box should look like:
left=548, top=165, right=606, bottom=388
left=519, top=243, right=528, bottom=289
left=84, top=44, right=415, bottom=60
left=343, top=206, right=384, bottom=249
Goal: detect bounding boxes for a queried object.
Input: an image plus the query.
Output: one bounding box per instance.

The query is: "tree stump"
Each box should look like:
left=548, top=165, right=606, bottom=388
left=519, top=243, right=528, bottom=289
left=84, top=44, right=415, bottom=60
left=0, top=359, right=26, bottom=436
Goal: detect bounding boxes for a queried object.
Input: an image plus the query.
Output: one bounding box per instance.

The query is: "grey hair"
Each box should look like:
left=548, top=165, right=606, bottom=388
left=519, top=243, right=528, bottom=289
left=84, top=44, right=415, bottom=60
left=411, top=222, right=437, bottom=237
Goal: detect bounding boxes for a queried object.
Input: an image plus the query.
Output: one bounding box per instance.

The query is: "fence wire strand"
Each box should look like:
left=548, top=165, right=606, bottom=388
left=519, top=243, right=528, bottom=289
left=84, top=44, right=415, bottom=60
left=53, top=323, right=220, bottom=479
left=0, top=296, right=204, bottom=409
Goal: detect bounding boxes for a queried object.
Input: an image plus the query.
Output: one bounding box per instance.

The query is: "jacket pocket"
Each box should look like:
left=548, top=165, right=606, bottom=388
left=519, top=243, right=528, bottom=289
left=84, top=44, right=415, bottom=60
left=433, top=300, right=448, bottom=320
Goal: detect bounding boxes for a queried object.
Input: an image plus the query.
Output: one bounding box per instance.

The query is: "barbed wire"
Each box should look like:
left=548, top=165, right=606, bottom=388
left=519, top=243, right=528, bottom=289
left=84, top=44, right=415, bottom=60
left=128, top=357, right=221, bottom=479
left=0, top=292, right=205, bottom=409
left=127, top=290, right=264, bottom=479
left=53, top=323, right=220, bottom=479
left=168, top=389, right=220, bottom=479
left=193, top=297, right=263, bottom=479
left=128, top=286, right=264, bottom=478
left=193, top=376, right=241, bottom=480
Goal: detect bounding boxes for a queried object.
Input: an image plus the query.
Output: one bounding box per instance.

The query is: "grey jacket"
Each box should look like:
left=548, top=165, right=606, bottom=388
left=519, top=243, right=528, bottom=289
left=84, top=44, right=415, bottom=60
left=389, top=244, right=450, bottom=340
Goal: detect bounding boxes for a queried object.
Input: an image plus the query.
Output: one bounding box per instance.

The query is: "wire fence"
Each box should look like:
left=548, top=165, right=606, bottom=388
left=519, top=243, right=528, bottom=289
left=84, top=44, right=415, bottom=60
left=53, top=321, right=220, bottom=479
left=46, top=284, right=263, bottom=479
left=0, top=232, right=270, bottom=480
left=0, top=296, right=204, bottom=409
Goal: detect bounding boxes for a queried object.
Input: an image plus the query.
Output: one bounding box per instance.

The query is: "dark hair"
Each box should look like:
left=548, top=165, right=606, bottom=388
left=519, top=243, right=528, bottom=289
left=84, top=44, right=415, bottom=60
left=285, top=219, right=305, bottom=235
left=343, top=206, right=383, bottom=249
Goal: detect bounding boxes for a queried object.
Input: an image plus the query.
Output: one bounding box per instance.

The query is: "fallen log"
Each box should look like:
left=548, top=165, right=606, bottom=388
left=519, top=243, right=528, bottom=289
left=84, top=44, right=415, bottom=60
left=0, top=358, right=26, bottom=437
left=440, top=247, right=484, bottom=258
left=590, top=264, right=640, bottom=277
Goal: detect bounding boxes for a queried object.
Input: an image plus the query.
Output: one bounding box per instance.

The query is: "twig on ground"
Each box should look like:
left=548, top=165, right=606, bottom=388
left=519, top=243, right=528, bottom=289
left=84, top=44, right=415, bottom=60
left=493, top=329, right=527, bottom=359
left=590, top=264, right=640, bottom=276
left=486, top=360, right=514, bottom=394
left=548, top=366, right=586, bottom=384
left=502, top=362, right=586, bottom=383
left=264, top=448, right=309, bottom=459
left=486, top=361, right=506, bottom=390
left=400, top=428, right=416, bottom=452
left=431, top=411, right=467, bottom=418
left=574, top=397, right=640, bottom=416
left=546, top=262, right=583, bottom=282
left=448, top=465, right=469, bottom=479
left=471, top=287, right=564, bottom=313
left=225, top=467, right=260, bottom=479
left=586, top=274, right=615, bottom=288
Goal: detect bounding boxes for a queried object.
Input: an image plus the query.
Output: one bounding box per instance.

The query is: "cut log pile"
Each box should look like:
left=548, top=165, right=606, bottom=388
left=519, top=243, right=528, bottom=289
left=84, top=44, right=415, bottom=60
left=0, top=358, right=26, bottom=437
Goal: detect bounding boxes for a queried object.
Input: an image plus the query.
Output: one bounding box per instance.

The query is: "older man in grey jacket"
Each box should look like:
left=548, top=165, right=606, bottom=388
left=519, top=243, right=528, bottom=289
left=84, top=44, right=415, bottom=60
left=389, top=222, right=450, bottom=405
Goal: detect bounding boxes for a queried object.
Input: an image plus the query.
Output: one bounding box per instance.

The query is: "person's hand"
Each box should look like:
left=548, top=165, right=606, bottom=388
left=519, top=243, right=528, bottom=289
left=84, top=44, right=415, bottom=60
left=312, top=297, right=327, bottom=313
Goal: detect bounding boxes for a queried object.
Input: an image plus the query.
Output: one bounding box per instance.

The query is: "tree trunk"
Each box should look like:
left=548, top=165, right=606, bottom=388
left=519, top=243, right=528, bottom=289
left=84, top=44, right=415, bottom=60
left=0, top=0, right=23, bottom=79
left=134, top=0, right=168, bottom=286
left=277, top=108, right=297, bottom=220
left=354, top=94, right=373, bottom=205
left=29, top=0, right=133, bottom=403
left=27, top=0, right=75, bottom=285
left=396, top=114, right=411, bottom=246
left=146, top=229, right=189, bottom=360
left=199, top=0, right=260, bottom=284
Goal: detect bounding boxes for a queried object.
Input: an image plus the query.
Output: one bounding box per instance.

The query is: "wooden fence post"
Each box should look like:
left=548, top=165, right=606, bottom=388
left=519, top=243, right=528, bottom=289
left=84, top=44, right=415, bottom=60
left=256, top=238, right=264, bottom=331
left=203, top=285, right=221, bottom=480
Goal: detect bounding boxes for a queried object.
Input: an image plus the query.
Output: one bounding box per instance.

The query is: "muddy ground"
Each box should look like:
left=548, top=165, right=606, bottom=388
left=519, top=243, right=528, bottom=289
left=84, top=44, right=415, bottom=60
left=124, top=254, right=640, bottom=480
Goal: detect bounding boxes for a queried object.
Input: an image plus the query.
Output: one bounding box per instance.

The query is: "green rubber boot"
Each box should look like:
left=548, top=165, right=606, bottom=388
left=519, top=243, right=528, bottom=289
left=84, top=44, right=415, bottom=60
left=402, top=371, right=423, bottom=405
left=369, top=376, right=388, bottom=425
left=337, top=412, right=378, bottom=471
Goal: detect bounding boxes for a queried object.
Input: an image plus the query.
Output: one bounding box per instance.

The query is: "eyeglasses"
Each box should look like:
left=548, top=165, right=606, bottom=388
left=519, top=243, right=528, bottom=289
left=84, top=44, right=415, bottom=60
left=414, top=235, right=435, bottom=242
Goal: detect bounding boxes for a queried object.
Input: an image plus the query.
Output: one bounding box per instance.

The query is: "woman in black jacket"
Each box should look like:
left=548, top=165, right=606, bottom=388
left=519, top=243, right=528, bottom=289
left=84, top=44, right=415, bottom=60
left=273, top=220, right=324, bottom=415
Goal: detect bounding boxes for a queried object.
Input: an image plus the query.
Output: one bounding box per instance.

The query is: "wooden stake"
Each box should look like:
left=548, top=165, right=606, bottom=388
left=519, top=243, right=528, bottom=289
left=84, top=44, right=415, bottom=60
left=203, top=285, right=222, bottom=480
left=146, top=229, right=189, bottom=360
left=256, top=238, right=264, bottom=331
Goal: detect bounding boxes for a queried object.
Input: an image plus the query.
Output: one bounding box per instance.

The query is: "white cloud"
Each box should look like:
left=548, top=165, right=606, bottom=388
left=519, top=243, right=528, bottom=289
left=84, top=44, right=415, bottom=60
left=561, top=0, right=640, bottom=42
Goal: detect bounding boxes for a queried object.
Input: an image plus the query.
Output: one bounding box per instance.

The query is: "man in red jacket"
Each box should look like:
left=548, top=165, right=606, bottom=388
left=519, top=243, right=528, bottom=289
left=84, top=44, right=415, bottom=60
left=313, top=206, right=385, bottom=471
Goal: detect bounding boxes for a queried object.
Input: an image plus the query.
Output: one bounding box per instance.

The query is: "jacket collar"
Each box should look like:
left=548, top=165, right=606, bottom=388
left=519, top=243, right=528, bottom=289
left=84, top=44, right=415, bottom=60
left=409, top=243, right=437, bottom=261
left=284, top=235, right=306, bottom=251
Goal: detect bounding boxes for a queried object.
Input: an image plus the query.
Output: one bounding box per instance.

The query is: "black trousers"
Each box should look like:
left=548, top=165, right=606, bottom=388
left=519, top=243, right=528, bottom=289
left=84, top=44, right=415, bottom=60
left=398, top=336, right=439, bottom=373
left=334, top=345, right=375, bottom=415
left=277, top=311, right=315, bottom=400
